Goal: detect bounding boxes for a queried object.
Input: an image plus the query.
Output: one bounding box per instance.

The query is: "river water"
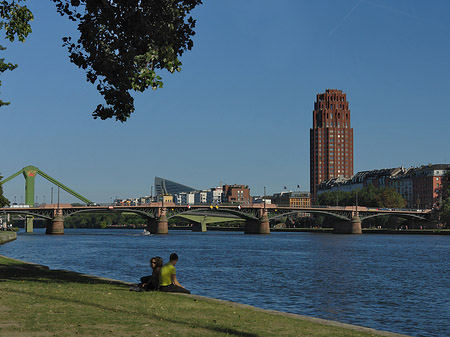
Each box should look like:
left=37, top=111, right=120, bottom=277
left=1, top=229, right=449, bottom=337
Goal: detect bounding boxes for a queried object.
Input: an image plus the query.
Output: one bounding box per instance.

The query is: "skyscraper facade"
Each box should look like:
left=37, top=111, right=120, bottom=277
left=310, top=89, right=354, bottom=201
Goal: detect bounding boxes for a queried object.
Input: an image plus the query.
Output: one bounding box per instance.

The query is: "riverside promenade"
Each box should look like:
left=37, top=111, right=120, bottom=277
left=0, top=252, right=409, bottom=337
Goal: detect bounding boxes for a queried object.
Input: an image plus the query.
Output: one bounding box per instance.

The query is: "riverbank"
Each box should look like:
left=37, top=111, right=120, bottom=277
left=0, top=254, right=407, bottom=337
left=0, top=230, right=17, bottom=244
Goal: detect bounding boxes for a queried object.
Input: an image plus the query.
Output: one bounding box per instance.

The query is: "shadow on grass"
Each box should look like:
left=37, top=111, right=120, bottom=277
left=1, top=261, right=260, bottom=337
left=0, top=262, right=126, bottom=285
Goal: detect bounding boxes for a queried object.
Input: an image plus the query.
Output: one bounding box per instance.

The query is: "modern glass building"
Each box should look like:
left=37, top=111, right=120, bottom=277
left=154, top=177, right=196, bottom=195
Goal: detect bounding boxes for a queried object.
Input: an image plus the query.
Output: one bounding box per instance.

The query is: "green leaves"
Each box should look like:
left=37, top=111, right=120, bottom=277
left=0, top=0, right=33, bottom=43
left=0, top=0, right=201, bottom=120
left=437, top=172, right=450, bottom=225
left=0, top=174, right=10, bottom=207
left=52, top=0, right=202, bottom=122
left=0, top=44, right=18, bottom=105
left=0, top=0, right=33, bottom=107
left=318, top=185, right=406, bottom=208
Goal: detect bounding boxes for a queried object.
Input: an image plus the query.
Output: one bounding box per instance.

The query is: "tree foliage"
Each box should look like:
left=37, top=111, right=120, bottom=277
left=52, top=0, right=202, bottom=121
left=439, top=171, right=450, bottom=225
left=0, top=0, right=33, bottom=106
left=440, top=198, right=450, bottom=226
left=0, top=174, right=11, bottom=207
left=64, top=212, right=147, bottom=228
left=318, top=184, right=406, bottom=209
left=0, top=0, right=202, bottom=121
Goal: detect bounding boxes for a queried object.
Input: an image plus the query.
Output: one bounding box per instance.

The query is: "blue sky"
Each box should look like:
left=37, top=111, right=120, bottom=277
left=1, top=0, right=450, bottom=204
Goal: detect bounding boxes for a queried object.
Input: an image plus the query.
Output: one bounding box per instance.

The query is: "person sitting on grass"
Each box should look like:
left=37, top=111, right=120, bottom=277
left=130, top=256, right=163, bottom=292
left=141, top=256, right=163, bottom=291
left=158, top=253, right=190, bottom=294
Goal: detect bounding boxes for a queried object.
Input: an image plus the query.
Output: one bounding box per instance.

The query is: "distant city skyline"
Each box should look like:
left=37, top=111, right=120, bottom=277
left=2, top=1, right=450, bottom=203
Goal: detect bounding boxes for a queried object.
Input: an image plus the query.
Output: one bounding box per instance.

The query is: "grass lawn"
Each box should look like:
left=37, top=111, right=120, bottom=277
left=0, top=255, right=406, bottom=337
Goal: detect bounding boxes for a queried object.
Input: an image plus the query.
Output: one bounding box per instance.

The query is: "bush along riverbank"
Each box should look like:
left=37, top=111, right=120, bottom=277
left=0, top=255, right=410, bottom=337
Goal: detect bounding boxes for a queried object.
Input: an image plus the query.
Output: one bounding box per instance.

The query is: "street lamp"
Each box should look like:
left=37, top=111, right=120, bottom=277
left=264, top=186, right=266, bottom=210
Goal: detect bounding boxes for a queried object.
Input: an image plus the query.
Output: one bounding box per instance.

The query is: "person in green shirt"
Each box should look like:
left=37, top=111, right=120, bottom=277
left=159, top=253, right=190, bottom=294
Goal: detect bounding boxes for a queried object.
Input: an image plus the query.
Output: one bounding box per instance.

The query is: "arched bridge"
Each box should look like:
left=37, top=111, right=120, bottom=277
left=0, top=203, right=432, bottom=235
left=270, top=205, right=431, bottom=222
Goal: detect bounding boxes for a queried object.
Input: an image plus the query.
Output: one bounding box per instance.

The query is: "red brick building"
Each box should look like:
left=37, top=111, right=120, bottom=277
left=222, top=184, right=251, bottom=204
left=310, top=89, right=354, bottom=202
left=411, top=164, right=450, bottom=209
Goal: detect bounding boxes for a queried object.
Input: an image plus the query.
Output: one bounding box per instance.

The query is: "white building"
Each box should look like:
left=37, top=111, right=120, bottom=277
left=207, top=187, right=223, bottom=204
left=195, top=190, right=208, bottom=204
left=174, top=192, right=195, bottom=205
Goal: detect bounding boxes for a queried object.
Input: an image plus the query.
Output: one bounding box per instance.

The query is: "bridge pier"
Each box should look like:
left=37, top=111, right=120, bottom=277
left=25, top=215, right=34, bottom=233
left=147, top=208, right=168, bottom=234
left=192, top=217, right=207, bottom=232
left=46, top=213, right=64, bottom=235
left=333, top=215, right=362, bottom=234
left=244, top=210, right=270, bottom=234
left=156, top=213, right=168, bottom=234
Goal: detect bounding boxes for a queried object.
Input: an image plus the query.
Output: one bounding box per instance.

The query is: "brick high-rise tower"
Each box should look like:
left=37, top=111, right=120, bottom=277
left=310, top=89, right=354, bottom=201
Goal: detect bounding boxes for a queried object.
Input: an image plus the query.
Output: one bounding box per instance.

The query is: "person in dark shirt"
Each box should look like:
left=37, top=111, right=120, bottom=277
left=131, top=256, right=163, bottom=291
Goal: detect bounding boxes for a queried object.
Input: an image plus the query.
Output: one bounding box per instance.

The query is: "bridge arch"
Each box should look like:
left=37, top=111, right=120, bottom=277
left=360, top=213, right=428, bottom=222
left=0, top=208, right=54, bottom=220
left=269, top=210, right=351, bottom=222
left=168, top=207, right=258, bottom=221
left=62, top=207, right=158, bottom=220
